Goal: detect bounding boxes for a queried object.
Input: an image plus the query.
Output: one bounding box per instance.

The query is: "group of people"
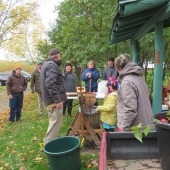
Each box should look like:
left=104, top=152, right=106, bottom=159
left=6, top=47, right=153, bottom=145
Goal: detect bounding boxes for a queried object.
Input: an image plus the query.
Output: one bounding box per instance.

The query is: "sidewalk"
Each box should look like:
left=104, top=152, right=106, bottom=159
left=108, top=159, right=161, bottom=170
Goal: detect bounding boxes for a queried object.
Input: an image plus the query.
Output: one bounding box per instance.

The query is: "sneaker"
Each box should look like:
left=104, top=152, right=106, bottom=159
left=8, top=121, right=13, bottom=124
left=68, top=114, right=71, bottom=117
left=16, top=119, right=21, bottom=122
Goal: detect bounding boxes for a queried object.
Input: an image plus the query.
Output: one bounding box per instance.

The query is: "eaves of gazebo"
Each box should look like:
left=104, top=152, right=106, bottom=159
left=109, top=0, right=170, bottom=114
left=110, top=0, right=170, bottom=44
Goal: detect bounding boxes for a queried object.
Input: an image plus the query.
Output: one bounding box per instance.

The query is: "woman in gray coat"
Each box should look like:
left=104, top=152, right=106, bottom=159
left=63, top=62, right=76, bottom=116
left=114, top=54, right=153, bottom=132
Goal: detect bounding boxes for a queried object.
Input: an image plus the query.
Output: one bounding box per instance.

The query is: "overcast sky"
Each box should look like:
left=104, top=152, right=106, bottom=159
left=39, top=0, right=62, bottom=29
left=0, top=0, right=63, bottom=60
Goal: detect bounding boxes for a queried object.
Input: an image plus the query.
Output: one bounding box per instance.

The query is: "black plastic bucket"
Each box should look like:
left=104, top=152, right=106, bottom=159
left=44, top=136, right=81, bottom=170
left=154, top=112, right=170, bottom=170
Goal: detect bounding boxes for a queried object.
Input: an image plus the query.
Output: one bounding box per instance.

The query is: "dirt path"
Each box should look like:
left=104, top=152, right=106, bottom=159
left=0, top=86, right=31, bottom=112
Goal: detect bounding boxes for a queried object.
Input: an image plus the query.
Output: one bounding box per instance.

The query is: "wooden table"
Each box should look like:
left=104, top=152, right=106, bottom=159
left=66, top=93, right=105, bottom=99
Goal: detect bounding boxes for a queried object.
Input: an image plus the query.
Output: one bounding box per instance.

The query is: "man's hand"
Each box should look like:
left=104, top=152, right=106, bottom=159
left=9, top=95, right=13, bottom=99
left=56, top=102, right=63, bottom=109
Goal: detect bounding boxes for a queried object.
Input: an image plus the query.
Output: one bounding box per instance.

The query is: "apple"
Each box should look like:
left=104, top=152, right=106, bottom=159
left=160, top=118, right=168, bottom=124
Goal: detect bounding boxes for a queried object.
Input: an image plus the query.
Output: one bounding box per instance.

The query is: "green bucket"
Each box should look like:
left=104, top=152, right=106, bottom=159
left=44, top=136, right=81, bottom=170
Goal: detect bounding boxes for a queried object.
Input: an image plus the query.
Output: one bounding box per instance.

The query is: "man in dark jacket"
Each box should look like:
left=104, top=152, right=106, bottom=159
left=6, top=67, right=27, bottom=124
left=30, top=61, right=44, bottom=115
left=41, top=48, right=67, bottom=145
left=103, top=57, right=119, bottom=80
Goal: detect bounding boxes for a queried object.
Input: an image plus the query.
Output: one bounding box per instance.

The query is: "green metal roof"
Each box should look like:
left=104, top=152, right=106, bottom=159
left=110, top=0, right=170, bottom=44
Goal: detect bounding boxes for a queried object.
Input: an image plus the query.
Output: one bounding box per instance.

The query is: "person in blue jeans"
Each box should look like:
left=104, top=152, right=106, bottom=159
left=6, top=67, right=27, bottom=124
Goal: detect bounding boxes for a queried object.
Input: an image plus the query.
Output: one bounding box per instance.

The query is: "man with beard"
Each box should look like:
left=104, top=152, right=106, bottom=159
left=40, top=48, right=67, bottom=145
left=30, top=61, right=44, bottom=115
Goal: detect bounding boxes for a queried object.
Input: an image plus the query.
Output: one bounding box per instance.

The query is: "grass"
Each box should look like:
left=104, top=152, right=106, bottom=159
left=0, top=92, right=100, bottom=170
left=0, top=85, right=6, bottom=92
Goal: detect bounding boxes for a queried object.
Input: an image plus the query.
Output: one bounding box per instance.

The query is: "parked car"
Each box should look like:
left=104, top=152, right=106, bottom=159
left=0, top=72, right=12, bottom=80
left=21, top=71, right=31, bottom=81
left=0, top=75, right=7, bottom=86
left=0, top=71, right=31, bottom=81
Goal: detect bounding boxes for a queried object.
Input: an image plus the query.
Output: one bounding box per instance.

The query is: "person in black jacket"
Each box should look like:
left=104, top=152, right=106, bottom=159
left=63, top=62, right=76, bottom=117
left=40, top=48, right=67, bottom=145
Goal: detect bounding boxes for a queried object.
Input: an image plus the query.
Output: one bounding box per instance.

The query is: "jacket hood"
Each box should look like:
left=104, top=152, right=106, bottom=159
left=119, top=61, right=143, bottom=81
left=12, top=70, right=21, bottom=78
left=46, top=58, right=61, bottom=66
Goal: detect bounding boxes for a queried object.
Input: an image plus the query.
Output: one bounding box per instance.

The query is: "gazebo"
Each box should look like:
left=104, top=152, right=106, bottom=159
left=110, top=0, right=170, bottom=114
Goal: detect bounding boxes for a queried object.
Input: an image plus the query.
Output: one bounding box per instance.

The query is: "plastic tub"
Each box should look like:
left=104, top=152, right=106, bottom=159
left=154, top=112, right=170, bottom=170
left=44, top=136, right=81, bottom=170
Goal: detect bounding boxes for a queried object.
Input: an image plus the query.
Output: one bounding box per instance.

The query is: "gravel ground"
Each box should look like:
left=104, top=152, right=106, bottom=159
left=0, top=86, right=31, bottom=112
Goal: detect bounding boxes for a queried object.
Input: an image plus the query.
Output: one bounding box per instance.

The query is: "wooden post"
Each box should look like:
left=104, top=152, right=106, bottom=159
left=152, top=22, right=164, bottom=114
left=131, top=39, right=140, bottom=64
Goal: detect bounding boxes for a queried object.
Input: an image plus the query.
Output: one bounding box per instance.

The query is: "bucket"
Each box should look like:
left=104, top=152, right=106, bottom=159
left=154, top=112, right=170, bottom=170
left=44, top=136, right=81, bottom=170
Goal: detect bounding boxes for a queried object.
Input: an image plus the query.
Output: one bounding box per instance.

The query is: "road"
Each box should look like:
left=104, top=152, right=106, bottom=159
left=0, top=86, right=31, bottom=112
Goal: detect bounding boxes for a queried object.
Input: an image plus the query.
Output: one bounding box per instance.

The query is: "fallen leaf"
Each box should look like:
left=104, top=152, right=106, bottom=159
left=108, top=160, right=114, bottom=165
left=34, top=155, right=43, bottom=162
left=126, top=161, right=131, bottom=166
left=87, top=164, right=92, bottom=168
left=91, top=160, right=98, bottom=166
left=32, top=137, right=39, bottom=141
left=19, top=166, right=26, bottom=170
left=21, top=156, right=26, bottom=161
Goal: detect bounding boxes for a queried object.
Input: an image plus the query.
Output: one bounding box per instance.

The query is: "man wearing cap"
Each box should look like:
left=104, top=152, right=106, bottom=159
left=30, top=61, right=44, bottom=115
left=6, top=67, right=27, bottom=124
left=41, top=48, right=67, bottom=145
left=103, top=57, right=119, bottom=80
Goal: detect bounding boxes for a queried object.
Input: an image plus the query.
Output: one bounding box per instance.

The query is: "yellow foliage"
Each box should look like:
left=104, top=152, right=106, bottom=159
left=0, top=60, right=35, bottom=72
left=0, top=1, right=45, bottom=61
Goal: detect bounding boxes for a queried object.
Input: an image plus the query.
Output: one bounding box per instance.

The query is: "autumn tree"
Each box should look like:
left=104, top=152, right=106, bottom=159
left=0, top=0, right=45, bottom=61
left=37, top=0, right=127, bottom=83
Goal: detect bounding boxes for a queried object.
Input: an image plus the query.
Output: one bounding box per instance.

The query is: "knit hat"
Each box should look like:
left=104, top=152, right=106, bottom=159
left=107, top=76, right=117, bottom=92
left=107, top=57, right=115, bottom=62
left=114, top=53, right=132, bottom=70
left=49, top=48, right=60, bottom=56
left=37, top=61, right=43, bottom=66
left=14, top=66, right=21, bottom=71
left=65, top=62, right=72, bottom=68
